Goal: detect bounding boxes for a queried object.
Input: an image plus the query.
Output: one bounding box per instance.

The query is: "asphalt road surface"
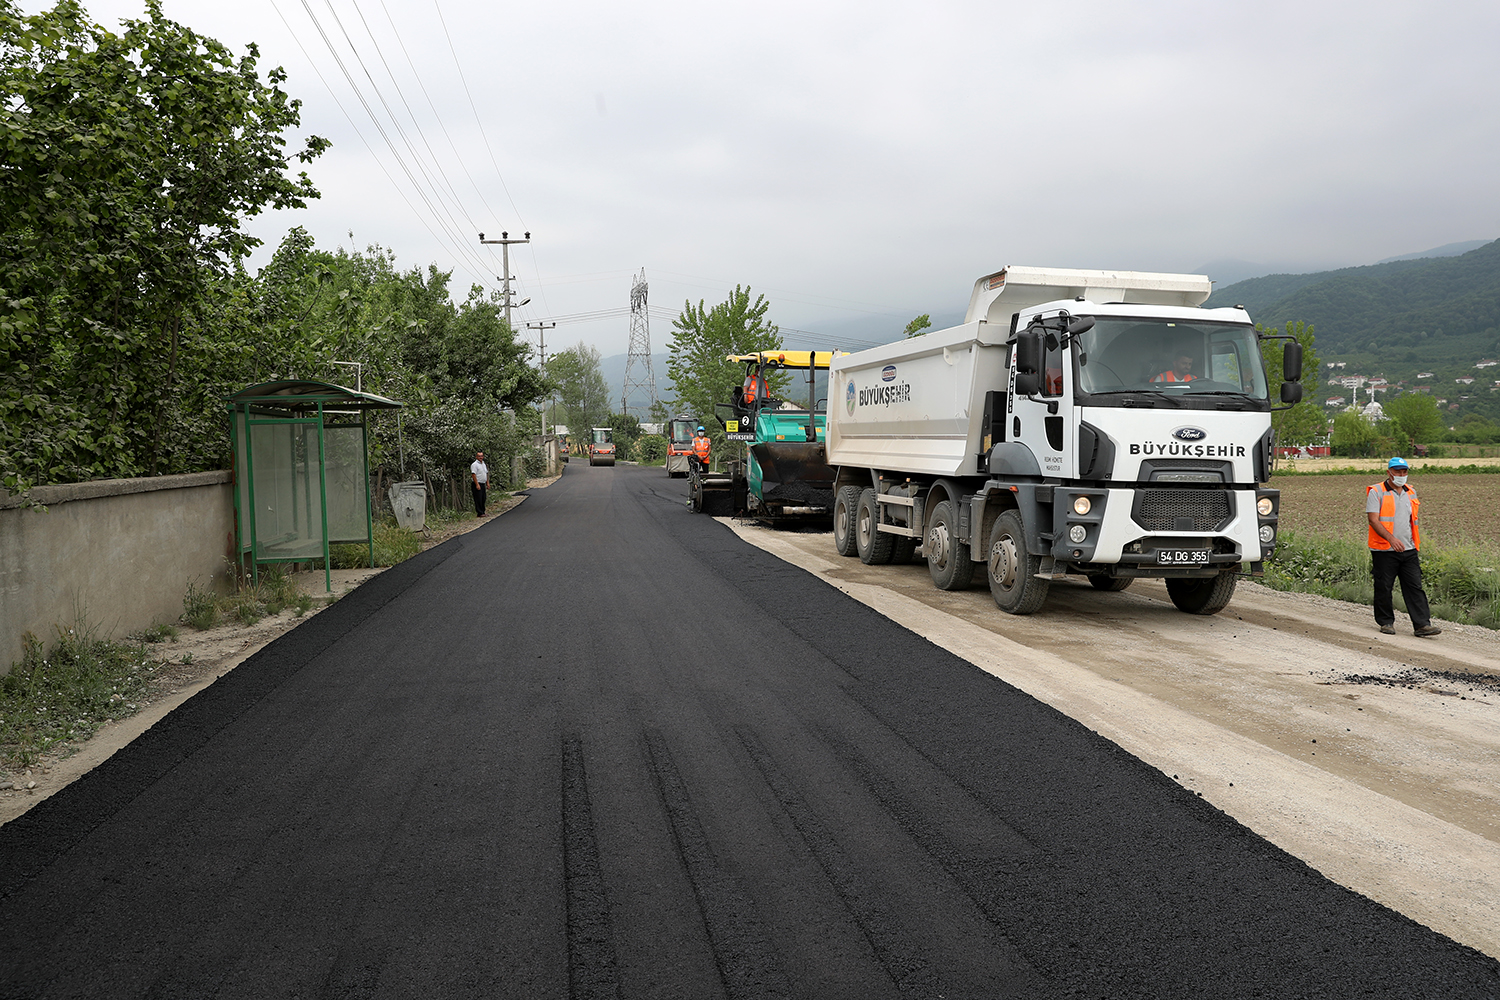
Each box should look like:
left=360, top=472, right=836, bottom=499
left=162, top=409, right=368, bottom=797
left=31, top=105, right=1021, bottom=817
left=2, top=463, right=1497, bottom=999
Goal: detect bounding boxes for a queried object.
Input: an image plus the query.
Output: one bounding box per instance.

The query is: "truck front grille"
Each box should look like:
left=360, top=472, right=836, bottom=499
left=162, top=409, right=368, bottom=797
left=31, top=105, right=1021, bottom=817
left=1133, top=489, right=1232, bottom=532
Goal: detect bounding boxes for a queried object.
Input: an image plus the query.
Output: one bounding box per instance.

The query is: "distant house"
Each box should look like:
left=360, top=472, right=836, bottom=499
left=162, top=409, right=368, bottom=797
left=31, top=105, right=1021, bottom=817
left=1477, top=360, right=1499, bottom=369
left=1417, top=372, right=1435, bottom=378
left=1324, top=396, right=1345, bottom=407
left=1456, top=377, right=1475, bottom=384
left=1449, top=403, right=1461, bottom=411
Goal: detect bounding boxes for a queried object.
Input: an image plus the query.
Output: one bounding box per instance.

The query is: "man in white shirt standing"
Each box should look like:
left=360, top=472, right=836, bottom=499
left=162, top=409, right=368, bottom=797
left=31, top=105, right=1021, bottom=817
left=470, top=451, right=489, bottom=517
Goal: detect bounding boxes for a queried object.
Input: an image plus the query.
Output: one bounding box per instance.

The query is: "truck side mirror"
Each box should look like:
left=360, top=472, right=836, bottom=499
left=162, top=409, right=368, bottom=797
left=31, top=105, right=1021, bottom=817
left=1066, top=316, right=1095, bottom=336
left=1015, top=371, right=1040, bottom=396
left=1283, top=341, right=1303, bottom=382
left=1281, top=382, right=1303, bottom=405
left=1016, top=330, right=1042, bottom=375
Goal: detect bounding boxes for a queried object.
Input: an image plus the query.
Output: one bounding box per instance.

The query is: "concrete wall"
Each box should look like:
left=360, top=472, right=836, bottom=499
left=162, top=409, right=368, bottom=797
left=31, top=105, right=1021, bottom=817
left=0, top=472, right=235, bottom=672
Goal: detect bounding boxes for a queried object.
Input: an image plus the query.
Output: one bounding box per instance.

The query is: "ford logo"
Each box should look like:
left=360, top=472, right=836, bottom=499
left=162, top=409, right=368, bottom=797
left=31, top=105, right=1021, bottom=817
left=1172, top=426, right=1208, bottom=442
left=881, top=365, right=897, bottom=382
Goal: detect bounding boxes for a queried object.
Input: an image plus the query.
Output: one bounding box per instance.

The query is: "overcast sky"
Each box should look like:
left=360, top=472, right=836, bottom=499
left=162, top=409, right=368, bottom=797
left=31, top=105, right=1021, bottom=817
left=32, top=0, right=1500, bottom=356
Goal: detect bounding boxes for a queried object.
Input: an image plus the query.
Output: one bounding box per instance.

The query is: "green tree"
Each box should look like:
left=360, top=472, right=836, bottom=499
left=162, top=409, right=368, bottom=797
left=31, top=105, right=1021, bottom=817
left=1383, top=392, right=1445, bottom=451
left=904, top=314, right=932, bottom=338
left=0, top=0, right=328, bottom=492
left=666, top=285, right=782, bottom=447
left=608, top=412, right=642, bottom=461
left=548, top=343, right=611, bottom=442
left=1257, top=320, right=1324, bottom=462
left=1330, top=410, right=1379, bottom=457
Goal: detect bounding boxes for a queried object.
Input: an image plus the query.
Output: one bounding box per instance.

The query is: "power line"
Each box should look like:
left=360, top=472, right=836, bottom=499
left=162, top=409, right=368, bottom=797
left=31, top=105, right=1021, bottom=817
left=270, top=0, right=489, bottom=289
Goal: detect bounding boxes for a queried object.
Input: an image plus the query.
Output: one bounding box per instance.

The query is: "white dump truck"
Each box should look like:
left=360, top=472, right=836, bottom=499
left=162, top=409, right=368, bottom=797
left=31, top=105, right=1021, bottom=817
left=826, top=266, right=1304, bottom=615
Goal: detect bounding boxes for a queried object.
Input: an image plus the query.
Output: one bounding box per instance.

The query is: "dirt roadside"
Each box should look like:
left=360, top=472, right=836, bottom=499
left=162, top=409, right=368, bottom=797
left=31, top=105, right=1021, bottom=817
left=725, top=518, right=1500, bottom=961
left=0, top=480, right=554, bottom=826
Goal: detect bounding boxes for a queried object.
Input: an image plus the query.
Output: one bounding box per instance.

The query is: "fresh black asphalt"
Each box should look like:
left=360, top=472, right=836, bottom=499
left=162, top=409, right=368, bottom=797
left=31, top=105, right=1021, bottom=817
left=1, top=462, right=1497, bottom=998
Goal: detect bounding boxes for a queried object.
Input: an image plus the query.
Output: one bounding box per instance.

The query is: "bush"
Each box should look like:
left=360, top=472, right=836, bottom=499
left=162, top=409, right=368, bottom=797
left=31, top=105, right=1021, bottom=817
left=329, top=519, right=422, bottom=568
left=638, top=434, right=667, bottom=464
left=183, top=581, right=219, bottom=631
left=523, top=448, right=547, bottom=478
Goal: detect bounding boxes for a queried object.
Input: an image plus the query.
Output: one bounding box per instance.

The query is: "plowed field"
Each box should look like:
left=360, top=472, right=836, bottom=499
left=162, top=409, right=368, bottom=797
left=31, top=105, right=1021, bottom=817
left=1275, top=473, right=1500, bottom=548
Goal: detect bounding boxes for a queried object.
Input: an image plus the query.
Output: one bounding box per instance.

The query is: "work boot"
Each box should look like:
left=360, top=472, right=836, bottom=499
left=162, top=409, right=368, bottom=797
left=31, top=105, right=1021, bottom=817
left=1414, top=624, right=1443, bottom=638
left=1378, top=624, right=1395, bottom=635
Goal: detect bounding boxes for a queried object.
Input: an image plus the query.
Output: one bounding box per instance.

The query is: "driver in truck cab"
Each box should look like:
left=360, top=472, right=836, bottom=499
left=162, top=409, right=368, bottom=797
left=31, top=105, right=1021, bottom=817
left=691, top=425, right=712, bottom=472
left=1151, top=353, right=1198, bottom=383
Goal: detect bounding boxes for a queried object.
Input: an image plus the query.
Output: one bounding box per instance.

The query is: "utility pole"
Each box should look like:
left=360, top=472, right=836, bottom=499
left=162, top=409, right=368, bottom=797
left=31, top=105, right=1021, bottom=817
left=527, top=320, right=557, bottom=434
left=478, top=231, right=531, bottom=328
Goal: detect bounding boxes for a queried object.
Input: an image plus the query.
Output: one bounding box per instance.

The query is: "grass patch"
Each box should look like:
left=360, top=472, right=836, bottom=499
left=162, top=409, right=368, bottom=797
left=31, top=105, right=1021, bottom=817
left=329, top=517, right=424, bottom=568
left=1264, top=529, right=1500, bottom=629
left=1, top=623, right=159, bottom=770
left=182, top=565, right=305, bottom=631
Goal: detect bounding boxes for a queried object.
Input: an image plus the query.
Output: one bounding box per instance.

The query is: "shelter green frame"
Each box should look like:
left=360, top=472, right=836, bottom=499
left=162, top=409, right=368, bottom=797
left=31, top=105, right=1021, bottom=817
left=227, top=380, right=402, bottom=593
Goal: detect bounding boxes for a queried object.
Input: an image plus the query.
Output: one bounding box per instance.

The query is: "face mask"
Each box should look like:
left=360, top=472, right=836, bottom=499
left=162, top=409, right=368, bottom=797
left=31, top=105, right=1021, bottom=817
left=1391, top=474, right=1408, bottom=487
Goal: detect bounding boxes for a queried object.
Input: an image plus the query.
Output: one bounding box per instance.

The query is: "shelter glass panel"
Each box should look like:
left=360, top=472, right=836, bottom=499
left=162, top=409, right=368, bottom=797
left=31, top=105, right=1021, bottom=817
left=250, top=420, right=324, bottom=561
left=324, top=423, right=369, bottom=543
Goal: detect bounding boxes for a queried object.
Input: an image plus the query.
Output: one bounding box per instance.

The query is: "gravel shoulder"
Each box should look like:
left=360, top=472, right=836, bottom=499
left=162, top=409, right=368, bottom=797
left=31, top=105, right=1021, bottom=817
left=725, top=517, right=1500, bottom=960
left=0, top=481, right=554, bottom=826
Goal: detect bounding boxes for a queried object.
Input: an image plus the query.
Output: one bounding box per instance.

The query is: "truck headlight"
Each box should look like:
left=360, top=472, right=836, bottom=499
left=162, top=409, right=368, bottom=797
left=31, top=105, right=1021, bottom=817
left=1257, top=497, right=1274, bottom=517
left=1259, top=524, right=1275, bottom=544
left=1072, top=496, right=1092, bottom=516
left=1068, top=524, right=1087, bottom=543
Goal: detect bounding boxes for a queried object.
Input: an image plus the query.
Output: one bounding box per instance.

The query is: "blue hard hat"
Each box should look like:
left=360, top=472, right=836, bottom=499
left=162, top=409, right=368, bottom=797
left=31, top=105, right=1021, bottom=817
left=1388, top=456, right=1409, bottom=469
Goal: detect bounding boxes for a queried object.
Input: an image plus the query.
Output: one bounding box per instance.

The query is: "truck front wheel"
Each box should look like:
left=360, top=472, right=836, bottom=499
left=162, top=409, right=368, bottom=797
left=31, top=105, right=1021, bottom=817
left=926, top=500, right=974, bottom=590
left=1165, top=571, right=1238, bottom=615
left=833, top=486, right=861, bottom=557
left=856, top=488, right=895, bottom=565
left=988, top=509, right=1049, bottom=614
left=1087, top=575, right=1133, bottom=592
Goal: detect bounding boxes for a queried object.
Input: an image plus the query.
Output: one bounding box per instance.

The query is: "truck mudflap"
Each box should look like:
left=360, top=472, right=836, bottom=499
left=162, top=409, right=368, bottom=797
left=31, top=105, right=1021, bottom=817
left=750, top=441, right=836, bottom=513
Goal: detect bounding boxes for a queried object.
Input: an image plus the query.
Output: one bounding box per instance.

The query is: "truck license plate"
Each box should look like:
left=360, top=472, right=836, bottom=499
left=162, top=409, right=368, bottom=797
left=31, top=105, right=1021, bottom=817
left=1157, top=549, right=1210, bottom=566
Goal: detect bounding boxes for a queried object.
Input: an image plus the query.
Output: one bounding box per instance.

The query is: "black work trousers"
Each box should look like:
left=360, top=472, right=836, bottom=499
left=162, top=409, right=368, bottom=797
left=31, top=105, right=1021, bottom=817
left=472, top=481, right=487, bottom=516
left=1370, top=548, right=1431, bottom=628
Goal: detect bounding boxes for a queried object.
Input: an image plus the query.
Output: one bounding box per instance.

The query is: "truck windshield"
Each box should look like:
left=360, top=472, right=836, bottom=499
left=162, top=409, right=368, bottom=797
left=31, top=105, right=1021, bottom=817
left=1074, top=319, right=1269, bottom=400
left=669, top=420, right=694, bottom=444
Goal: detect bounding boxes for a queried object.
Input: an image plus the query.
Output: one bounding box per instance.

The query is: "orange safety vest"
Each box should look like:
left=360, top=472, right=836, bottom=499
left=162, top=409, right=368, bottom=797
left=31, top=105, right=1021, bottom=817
left=744, top=373, right=768, bottom=403
left=692, top=435, right=711, bottom=462
left=1366, top=481, right=1419, bottom=550
left=1151, top=370, right=1196, bottom=382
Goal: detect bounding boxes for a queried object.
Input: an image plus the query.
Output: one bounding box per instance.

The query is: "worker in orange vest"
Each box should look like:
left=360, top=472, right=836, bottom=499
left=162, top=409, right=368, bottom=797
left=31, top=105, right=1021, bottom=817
left=691, top=425, right=712, bottom=474
left=743, top=367, right=769, bottom=405
left=1365, top=456, right=1440, bottom=637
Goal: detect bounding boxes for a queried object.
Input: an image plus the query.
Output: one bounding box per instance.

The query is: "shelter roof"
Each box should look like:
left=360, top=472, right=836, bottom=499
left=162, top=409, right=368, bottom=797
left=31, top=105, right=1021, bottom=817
left=227, top=380, right=402, bottom=413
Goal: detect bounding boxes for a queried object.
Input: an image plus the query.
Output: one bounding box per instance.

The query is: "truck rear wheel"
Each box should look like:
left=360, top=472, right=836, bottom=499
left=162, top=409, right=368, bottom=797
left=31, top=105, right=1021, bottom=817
left=892, top=536, right=918, bottom=563
left=856, top=488, right=894, bottom=565
left=833, top=486, right=861, bottom=557
left=1087, top=575, right=1133, bottom=592
left=988, top=509, right=1049, bottom=614
left=926, top=500, right=974, bottom=590
left=1166, top=571, right=1237, bottom=615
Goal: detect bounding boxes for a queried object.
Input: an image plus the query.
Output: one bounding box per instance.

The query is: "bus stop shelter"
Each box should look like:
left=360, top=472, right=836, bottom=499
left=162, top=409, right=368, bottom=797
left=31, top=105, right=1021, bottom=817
left=228, top=380, right=402, bottom=593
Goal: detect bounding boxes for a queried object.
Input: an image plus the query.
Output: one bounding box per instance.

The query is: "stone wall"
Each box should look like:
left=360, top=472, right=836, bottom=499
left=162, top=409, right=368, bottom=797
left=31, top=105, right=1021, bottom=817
left=0, top=472, right=235, bottom=672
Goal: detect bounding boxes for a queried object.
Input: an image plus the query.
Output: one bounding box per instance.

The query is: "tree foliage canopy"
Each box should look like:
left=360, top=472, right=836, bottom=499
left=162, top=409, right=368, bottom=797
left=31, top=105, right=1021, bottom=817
left=1382, top=392, right=1445, bottom=450
left=1257, top=320, right=1324, bottom=450
left=0, top=0, right=327, bottom=491
left=665, top=285, right=781, bottom=446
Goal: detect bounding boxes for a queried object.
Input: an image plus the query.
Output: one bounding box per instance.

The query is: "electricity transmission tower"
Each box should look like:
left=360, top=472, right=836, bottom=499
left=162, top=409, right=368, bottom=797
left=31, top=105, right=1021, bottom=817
left=621, top=268, right=658, bottom=418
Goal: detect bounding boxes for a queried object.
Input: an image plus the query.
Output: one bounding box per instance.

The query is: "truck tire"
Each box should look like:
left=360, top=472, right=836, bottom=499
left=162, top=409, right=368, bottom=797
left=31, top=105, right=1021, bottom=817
left=926, top=500, right=974, bottom=590
left=892, top=537, right=918, bottom=563
left=856, top=488, right=895, bottom=565
left=1166, top=571, right=1238, bottom=615
left=1087, top=575, right=1133, bottom=592
left=987, top=509, right=1049, bottom=615
left=833, top=486, right=861, bottom=557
